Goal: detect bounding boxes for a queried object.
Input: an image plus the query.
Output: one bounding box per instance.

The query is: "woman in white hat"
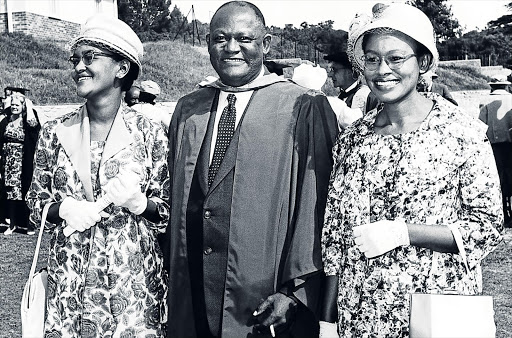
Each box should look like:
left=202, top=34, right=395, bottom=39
left=319, top=3, right=503, bottom=337
left=26, top=15, right=169, bottom=336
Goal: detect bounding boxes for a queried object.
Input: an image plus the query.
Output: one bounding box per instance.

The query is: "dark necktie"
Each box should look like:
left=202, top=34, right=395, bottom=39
left=208, top=93, right=236, bottom=187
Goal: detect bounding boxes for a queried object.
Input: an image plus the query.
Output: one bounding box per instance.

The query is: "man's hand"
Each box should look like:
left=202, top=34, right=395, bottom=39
left=353, top=219, right=410, bottom=258
left=253, top=292, right=298, bottom=336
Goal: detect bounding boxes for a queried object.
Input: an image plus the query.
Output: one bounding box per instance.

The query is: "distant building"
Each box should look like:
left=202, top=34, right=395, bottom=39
left=0, top=0, right=118, bottom=41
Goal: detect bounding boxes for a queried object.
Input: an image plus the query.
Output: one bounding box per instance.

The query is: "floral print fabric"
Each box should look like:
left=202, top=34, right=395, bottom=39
left=3, top=117, right=25, bottom=200
left=26, top=106, right=170, bottom=338
left=322, top=94, right=503, bottom=337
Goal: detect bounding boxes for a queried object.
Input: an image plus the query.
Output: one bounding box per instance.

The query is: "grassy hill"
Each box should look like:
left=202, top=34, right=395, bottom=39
left=0, top=33, right=216, bottom=105
left=0, top=33, right=491, bottom=105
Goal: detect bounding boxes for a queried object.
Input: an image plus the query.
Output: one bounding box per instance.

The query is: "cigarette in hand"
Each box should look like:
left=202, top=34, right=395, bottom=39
left=62, top=195, right=111, bottom=237
left=270, top=324, right=275, bottom=337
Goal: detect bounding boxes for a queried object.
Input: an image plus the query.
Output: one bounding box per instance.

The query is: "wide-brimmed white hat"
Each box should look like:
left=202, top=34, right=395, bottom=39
left=347, top=3, right=438, bottom=74
left=70, top=14, right=143, bottom=69
left=488, top=74, right=511, bottom=85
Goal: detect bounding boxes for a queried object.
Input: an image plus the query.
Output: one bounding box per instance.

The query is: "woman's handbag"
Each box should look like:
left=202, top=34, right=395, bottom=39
left=409, top=228, right=496, bottom=338
left=409, top=293, right=495, bottom=337
left=21, top=203, right=51, bottom=338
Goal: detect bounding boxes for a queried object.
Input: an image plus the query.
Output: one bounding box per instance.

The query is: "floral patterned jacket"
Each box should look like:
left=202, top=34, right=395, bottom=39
left=26, top=104, right=170, bottom=337
left=321, top=94, right=503, bottom=337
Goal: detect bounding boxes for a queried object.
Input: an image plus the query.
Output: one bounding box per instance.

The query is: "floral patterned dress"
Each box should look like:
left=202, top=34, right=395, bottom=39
left=3, top=116, right=24, bottom=200
left=322, top=94, right=503, bottom=337
left=26, top=105, right=170, bottom=338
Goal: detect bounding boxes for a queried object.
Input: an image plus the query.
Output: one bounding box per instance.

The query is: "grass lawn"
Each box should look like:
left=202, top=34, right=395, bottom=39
left=1, top=226, right=510, bottom=337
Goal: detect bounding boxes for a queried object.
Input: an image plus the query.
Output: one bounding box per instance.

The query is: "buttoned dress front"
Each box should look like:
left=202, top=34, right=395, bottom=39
left=26, top=104, right=170, bottom=337
left=322, top=95, right=503, bottom=337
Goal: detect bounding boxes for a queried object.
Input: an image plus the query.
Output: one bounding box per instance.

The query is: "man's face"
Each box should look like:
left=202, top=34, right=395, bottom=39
left=208, top=6, right=271, bottom=87
left=125, top=87, right=140, bottom=106
left=328, top=61, right=354, bottom=90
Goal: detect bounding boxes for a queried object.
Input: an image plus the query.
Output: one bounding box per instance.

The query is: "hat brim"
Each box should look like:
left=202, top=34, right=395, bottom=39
left=347, top=4, right=438, bottom=74
left=70, top=37, right=141, bottom=69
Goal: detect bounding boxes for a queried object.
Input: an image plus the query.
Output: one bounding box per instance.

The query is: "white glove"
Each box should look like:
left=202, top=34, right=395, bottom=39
left=105, top=169, right=147, bottom=215
left=353, top=219, right=410, bottom=258
left=319, top=321, right=338, bottom=338
left=292, top=64, right=328, bottom=91
left=59, top=197, right=109, bottom=233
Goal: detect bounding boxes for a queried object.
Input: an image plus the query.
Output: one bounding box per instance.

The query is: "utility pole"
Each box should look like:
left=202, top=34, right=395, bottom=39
left=173, top=5, right=201, bottom=45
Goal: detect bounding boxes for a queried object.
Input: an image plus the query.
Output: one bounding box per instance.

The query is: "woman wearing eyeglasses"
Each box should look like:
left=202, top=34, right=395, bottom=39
left=319, top=3, right=503, bottom=337
left=26, top=15, right=169, bottom=337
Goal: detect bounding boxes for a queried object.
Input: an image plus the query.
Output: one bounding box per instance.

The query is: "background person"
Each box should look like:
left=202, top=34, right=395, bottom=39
left=325, top=51, right=378, bottom=113
left=130, top=80, right=172, bottom=133
left=320, top=3, right=503, bottom=337
left=124, top=84, right=140, bottom=106
left=323, top=51, right=379, bottom=129
left=0, top=92, right=40, bottom=235
left=26, top=15, right=169, bottom=337
left=417, top=70, right=458, bottom=105
left=479, top=74, right=512, bottom=227
left=164, top=1, right=338, bottom=337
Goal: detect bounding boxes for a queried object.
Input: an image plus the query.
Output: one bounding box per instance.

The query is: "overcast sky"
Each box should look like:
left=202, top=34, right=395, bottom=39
left=170, top=0, right=510, bottom=33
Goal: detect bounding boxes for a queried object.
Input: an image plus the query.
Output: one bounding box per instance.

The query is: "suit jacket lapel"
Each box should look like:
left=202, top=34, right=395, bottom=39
left=55, top=106, right=94, bottom=201
left=100, top=106, right=133, bottom=167
left=182, top=90, right=218, bottom=196
left=207, top=123, right=241, bottom=194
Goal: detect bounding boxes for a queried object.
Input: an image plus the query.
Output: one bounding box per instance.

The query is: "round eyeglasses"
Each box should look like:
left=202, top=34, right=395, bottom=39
left=361, top=53, right=417, bottom=71
left=68, top=51, right=116, bottom=68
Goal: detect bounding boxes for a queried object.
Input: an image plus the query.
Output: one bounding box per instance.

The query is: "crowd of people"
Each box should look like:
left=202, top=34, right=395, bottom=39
left=1, top=1, right=509, bottom=337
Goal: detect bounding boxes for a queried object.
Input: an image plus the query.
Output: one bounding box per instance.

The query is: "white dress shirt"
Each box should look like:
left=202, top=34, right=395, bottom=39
left=209, top=67, right=264, bottom=165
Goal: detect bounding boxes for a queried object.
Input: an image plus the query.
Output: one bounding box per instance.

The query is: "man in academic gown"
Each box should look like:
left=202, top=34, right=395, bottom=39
left=164, top=1, right=338, bottom=337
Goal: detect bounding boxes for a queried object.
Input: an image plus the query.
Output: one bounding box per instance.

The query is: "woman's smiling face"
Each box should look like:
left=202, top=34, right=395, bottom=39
left=363, top=32, right=423, bottom=105
left=70, top=44, right=121, bottom=100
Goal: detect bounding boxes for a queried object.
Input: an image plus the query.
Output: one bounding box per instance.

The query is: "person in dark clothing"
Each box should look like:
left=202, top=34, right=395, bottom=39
left=418, top=71, right=458, bottom=106
left=164, top=1, right=338, bottom=337
left=1, top=93, right=40, bottom=235
left=325, top=51, right=379, bottom=113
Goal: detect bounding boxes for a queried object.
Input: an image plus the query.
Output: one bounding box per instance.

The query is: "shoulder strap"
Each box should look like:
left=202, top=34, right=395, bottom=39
left=28, top=203, right=52, bottom=283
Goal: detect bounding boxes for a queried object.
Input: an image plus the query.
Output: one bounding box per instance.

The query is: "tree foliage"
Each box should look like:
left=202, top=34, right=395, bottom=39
left=267, top=21, right=347, bottom=63
left=439, top=2, right=512, bottom=67
left=118, top=0, right=207, bottom=42
left=118, top=0, right=171, bottom=33
left=407, top=0, right=462, bottom=41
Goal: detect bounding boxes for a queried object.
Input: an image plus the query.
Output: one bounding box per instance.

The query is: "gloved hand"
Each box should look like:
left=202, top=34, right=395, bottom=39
left=59, top=197, right=109, bottom=233
left=319, top=321, right=339, bottom=338
left=105, top=169, right=147, bottom=215
left=253, top=292, right=298, bottom=336
left=353, top=219, right=410, bottom=258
